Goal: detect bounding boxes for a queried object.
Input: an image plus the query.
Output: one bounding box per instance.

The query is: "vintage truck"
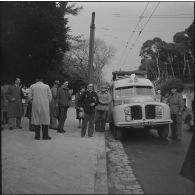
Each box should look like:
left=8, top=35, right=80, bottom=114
left=109, top=70, right=172, bottom=140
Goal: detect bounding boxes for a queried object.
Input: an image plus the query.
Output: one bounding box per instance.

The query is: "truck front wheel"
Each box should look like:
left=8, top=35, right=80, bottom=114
left=158, top=125, right=169, bottom=139
left=114, top=126, right=123, bottom=140
left=109, top=123, right=114, bottom=132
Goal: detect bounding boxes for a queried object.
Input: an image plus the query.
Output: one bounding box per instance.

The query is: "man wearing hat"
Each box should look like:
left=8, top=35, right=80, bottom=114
left=49, top=80, right=60, bottom=130
left=167, top=87, right=184, bottom=141
left=95, top=84, right=112, bottom=132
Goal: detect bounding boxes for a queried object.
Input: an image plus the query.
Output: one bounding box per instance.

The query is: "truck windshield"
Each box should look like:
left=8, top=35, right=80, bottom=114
left=115, top=86, right=134, bottom=98
left=115, top=86, right=153, bottom=98
left=135, top=86, right=153, bottom=95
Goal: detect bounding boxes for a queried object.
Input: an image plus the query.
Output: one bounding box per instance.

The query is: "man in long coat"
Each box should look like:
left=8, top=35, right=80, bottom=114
left=6, top=78, right=23, bottom=130
left=95, top=84, right=112, bottom=132
left=28, top=78, right=52, bottom=140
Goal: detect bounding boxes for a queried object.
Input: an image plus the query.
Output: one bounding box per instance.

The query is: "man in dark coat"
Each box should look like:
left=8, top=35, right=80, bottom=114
left=56, top=80, right=73, bottom=133
left=6, top=78, right=23, bottom=130
left=50, top=79, right=60, bottom=130
left=78, top=83, right=99, bottom=137
left=180, top=99, right=194, bottom=182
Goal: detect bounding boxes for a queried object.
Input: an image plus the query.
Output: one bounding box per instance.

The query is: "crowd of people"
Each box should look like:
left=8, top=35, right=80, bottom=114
left=1, top=77, right=194, bottom=142
left=1, top=77, right=112, bottom=140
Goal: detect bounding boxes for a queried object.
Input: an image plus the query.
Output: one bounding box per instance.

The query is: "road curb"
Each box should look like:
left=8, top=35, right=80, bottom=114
left=105, top=129, right=144, bottom=194
left=94, top=132, right=108, bottom=194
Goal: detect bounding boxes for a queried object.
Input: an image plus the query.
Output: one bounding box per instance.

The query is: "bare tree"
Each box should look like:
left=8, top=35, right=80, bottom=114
left=61, top=38, right=116, bottom=86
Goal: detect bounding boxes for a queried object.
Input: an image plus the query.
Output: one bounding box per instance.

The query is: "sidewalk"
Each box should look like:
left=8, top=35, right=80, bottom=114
left=2, top=107, right=108, bottom=194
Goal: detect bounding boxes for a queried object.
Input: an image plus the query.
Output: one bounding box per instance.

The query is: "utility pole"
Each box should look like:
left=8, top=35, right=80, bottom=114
left=88, top=12, right=95, bottom=84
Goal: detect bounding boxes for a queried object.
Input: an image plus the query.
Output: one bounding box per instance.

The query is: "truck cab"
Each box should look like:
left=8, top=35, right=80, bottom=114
left=109, top=70, right=172, bottom=140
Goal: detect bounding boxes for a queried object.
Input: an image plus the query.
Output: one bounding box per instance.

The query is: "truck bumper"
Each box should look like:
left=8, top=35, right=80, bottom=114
left=115, top=120, right=172, bottom=128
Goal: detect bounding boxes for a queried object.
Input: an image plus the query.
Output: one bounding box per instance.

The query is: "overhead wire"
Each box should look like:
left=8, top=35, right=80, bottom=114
left=117, top=2, right=150, bottom=67
left=120, top=2, right=160, bottom=69
left=111, top=13, right=193, bottom=18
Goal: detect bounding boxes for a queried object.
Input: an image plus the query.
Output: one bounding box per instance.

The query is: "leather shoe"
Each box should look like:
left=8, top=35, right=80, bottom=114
left=9, top=127, right=15, bottom=130
left=42, top=137, right=52, bottom=140
left=34, top=137, right=40, bottom=140
left=57, top=129, right=66, bottom=133
left=50, top=127, right=58, bottom=130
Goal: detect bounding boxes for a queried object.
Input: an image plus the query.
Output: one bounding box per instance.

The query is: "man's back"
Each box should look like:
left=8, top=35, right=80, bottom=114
left=30, top=82, right=51, bottom=101
left=29, top=81, right=52, bottom=125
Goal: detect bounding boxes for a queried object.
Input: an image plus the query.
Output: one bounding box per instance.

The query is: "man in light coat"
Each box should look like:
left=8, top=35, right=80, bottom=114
left=167, top=87, right=184, bottom=141
left=95, top=85, right=112, bottom=132
left=29, top=78, right=52, bottom=140
left=6, top=78, right=23, bottom=130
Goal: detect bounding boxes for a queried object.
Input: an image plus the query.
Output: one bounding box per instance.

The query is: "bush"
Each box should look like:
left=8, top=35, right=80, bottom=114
left=160, top=78, right=184, bottom=96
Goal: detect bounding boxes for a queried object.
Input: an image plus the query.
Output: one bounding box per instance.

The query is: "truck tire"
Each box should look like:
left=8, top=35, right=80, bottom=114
left=158, top=125, right=169, bottom=139
left=114, top=126, right=123, bottom=140
left=144, top=126, right=151, bottom=131
left=109, top=123, right=114, bottom=132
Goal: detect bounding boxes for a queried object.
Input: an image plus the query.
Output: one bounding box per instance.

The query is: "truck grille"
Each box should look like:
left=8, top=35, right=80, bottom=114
left=145, top=105, right=155, bottom=119
left=131, top=106, right=142, bottom=120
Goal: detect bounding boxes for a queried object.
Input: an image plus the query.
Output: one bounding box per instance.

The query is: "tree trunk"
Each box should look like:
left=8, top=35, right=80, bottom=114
left=155, top=53, right=161, bottom=79
left=170, top=54, right=175, bottom=78
left=187, top=58, right=191, bottom=80
left=166, top=63, right=168, bottom=79
left=183, top=54, right=187, bottom=77
left=177, top=63, right=181, bottom=78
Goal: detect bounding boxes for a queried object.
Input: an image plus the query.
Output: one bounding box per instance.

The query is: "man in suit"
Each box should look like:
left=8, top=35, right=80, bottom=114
left=6, top=78, right=23, bottom=130
left=28, top=77, right=52, bottom=140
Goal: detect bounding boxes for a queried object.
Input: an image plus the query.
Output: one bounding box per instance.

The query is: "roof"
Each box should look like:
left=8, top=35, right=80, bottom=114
left=113, top=77, right=153, bottom=89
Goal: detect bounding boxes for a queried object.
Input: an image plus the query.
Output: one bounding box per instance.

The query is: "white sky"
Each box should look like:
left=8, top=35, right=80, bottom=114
left=68, top=1, right=194, bottom=82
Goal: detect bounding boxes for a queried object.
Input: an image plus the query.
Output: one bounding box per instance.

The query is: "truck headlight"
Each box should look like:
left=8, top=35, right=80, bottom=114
left=155, top=106, right=162, bottom=119
left=125, top=115, right=132, bottom=122
left=124, top=106, right=132, bottom=121
left=124, top=106, right=131, bottom=115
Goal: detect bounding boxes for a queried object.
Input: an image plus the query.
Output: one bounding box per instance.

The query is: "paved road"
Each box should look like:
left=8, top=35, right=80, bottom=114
left=2, top=107, right=108, bottom=194
left=121, top=127, right=194, bottom=194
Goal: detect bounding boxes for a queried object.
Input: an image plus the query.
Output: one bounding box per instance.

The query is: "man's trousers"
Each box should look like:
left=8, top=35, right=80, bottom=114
left=95, top=110, right=108, bottom=132
left=58, top=106, right=68, bottom=131
left=81, top=113, right=95, bottom=137
left=171, top=114, right=182, bottom=139
left=8, top=117, right=22, bottom=128
left=34, top=125, right=49, bottom=139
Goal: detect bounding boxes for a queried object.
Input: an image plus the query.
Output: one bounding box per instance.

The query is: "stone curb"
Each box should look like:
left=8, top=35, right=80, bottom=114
left=94, top=132, right=108, bottom=194
left=105, top=129, right=144, bottom=194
